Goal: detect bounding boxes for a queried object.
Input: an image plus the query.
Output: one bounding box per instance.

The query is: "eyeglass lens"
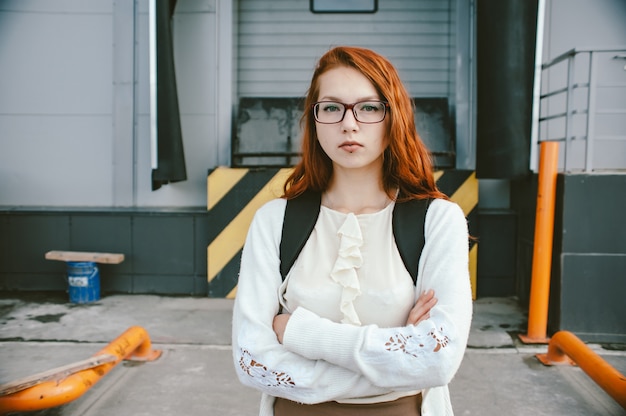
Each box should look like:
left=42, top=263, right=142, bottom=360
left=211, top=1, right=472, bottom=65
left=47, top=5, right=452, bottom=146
left=314, top=101, right=387, bottom=124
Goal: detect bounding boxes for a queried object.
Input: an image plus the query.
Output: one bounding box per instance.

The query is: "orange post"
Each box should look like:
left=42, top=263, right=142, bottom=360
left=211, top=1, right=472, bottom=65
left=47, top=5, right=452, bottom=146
left=0, top=326, right=161, bottom=414
left=520, top=141, right=559, bottom=344
left=537, top=331, right=626, bottom=410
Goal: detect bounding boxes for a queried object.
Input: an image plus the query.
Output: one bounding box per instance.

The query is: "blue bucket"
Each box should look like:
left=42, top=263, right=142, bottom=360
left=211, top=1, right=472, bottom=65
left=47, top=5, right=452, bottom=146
left=67, top=261, right=100, bottom=304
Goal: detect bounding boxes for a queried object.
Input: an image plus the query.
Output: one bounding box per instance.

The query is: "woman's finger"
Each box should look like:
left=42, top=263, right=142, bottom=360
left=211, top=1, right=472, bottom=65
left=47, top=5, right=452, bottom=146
left=406, top=290, right=437, bottom=325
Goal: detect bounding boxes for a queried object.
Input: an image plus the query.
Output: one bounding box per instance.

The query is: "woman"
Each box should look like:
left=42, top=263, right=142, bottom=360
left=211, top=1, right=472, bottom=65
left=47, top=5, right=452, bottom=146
left=232, top=46, right=472, bottom=415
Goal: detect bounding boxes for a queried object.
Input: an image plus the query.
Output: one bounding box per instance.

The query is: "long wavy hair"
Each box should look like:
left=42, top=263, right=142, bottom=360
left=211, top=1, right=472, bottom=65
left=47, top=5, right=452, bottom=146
left=283, top=46, right=446, bottom=202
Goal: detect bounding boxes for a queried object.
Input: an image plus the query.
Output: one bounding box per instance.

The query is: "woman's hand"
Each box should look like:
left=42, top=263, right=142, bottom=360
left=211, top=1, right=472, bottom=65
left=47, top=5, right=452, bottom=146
left=406, top=289, right=437, bottom=326
left=273, top=313, right=291, bottom=344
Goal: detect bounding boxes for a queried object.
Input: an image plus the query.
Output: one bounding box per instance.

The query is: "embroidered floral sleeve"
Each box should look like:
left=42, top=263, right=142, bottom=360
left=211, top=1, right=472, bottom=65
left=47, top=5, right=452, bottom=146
left=234, top=307, right=392, bottom=402
left=238, top=349, right=296, bottom=388
left=281, top=307, right=465, bottom=390
left=385, top=326, right=450, bottom=356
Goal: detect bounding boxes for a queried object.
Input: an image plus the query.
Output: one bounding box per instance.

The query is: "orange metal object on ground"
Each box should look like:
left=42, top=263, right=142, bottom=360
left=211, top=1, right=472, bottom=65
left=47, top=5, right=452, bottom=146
left=520, top=141, right=559, bottom=344
left=537, top=330, right=626, bottom=410
left=0, top=326, right=161, bottom=414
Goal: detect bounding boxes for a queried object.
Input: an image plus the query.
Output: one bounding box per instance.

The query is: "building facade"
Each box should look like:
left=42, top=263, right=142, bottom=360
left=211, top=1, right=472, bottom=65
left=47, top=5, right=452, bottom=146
left=1, top=0, right=624, bottom=341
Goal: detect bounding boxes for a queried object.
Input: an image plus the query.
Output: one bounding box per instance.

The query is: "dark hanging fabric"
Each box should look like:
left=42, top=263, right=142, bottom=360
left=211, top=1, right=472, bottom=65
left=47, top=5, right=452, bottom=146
left=475, top=0, right=539, bottom=179
left=152, top=0, right=187, bottom=191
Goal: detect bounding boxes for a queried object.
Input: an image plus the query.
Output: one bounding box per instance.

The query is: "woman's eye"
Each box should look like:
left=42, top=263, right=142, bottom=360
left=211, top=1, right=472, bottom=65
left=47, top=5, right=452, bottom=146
left=323, top=104, right=342, bottom=112
left=359, top=103, right=379, bottom=112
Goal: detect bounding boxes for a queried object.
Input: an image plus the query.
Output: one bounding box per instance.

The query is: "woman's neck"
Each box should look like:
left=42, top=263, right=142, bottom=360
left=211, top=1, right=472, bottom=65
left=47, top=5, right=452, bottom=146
left=323, top=169, right=391, bottom=214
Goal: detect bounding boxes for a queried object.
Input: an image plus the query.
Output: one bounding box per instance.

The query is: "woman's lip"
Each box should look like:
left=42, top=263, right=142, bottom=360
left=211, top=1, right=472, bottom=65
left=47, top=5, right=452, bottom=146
left=340, top=143, right=362, bottom=153
left=339, top=141, right=362, bottom=148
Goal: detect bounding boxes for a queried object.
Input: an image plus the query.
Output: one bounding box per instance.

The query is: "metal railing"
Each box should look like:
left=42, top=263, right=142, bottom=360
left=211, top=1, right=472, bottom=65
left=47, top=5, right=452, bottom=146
left=532, top=47, right=626, bottom=172
left=0, top=326, right=161, bottom=413
left=537, top=330, right=626, bottom=410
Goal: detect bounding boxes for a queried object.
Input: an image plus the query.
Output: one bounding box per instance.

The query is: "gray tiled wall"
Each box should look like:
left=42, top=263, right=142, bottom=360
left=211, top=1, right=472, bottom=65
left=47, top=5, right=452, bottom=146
left=0, top=209, right=209, bottom=296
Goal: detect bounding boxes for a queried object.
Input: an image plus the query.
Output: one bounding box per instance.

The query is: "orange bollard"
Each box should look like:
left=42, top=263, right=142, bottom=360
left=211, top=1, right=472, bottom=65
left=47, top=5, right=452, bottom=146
left=537, top=331, right=626, bottom=410
left=520, top=141, right=559, bottom=344
left=0, top=326, right=161, bottom=414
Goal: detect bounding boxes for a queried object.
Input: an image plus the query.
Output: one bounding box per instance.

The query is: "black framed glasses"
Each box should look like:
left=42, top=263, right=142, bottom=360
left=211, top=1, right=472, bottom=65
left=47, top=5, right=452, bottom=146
left=312, top=100, right=389, bottom=124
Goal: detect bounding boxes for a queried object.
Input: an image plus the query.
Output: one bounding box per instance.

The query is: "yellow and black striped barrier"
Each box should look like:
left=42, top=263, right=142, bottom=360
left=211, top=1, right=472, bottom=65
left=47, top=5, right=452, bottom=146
left=207, top=167, right=478, bottom=299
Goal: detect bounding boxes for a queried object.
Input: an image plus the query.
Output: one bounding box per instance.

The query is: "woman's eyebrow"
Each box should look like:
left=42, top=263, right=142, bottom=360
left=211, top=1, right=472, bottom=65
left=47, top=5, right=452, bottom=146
left=318, top=96, right=380, bottom=103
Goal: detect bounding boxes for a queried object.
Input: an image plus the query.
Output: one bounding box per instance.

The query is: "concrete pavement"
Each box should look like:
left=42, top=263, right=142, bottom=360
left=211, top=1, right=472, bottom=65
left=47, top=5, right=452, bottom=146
left=0, top=292, right=624, bottom=415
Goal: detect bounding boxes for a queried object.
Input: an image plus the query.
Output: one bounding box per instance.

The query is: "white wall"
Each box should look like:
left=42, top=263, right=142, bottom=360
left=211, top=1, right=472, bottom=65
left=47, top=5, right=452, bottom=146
left=543, top=0, right=626, bottom=58
left=536, top=0, right=626, bottom=171
left=0, top=0, right=219, bottom=207
left=0, top=1, right=115, bottom=206
left=0, top=0, right=479, bottom=208
left=134, top=0, right=219, bottom=207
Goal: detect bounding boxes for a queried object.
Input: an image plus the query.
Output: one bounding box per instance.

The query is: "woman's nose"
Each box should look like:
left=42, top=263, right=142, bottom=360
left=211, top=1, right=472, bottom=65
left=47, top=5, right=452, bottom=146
left=340, top=108, right=359, bottom=131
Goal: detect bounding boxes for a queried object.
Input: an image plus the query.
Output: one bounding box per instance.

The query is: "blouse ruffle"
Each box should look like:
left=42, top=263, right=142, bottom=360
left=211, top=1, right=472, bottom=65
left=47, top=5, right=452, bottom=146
left=330, top=213, right=364, bottom=325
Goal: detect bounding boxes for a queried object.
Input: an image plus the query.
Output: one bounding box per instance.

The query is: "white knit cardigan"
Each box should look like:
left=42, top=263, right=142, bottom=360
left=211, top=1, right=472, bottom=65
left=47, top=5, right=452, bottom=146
left=232, top=197, right=473, bottom=416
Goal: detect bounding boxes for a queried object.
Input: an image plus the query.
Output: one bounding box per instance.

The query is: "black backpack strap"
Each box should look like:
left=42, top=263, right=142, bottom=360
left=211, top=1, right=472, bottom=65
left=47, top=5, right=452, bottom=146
left=279, top=191, right=322, bottom=280
left=392, top=198, right=431, bottom=285
left=280, top=192, right=430, bottom=285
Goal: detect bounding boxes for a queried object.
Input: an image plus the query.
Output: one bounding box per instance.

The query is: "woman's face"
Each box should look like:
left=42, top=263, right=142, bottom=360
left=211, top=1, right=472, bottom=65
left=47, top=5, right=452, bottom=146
left=314, top=66, right=389, bottom=175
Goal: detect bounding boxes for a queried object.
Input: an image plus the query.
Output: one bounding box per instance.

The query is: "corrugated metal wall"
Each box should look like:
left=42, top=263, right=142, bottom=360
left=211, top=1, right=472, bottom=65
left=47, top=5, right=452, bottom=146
left=237, top=0, right=456, bottom=98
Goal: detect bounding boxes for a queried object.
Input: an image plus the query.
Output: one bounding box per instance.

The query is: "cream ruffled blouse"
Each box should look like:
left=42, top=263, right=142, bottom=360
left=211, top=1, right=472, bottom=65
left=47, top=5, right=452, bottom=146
left=280, top=201, right=416, bottom=328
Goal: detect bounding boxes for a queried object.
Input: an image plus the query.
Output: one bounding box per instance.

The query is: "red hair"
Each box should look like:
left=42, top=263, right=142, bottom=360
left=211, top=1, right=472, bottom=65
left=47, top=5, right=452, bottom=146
left=283, top=46, right=446, bottom=202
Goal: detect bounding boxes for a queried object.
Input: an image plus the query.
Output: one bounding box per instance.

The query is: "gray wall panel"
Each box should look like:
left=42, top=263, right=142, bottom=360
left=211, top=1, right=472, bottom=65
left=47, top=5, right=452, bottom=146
left=70, top=215, right=133, bottom=274
left=133, top=274, right=196, bottom=295
left=0, top=217, right=8, bottom=273
left=0, top=210, right=209, bottom=296
left=548, top=173, right=626, bottom=342
left=132, top=216, right=195, bottom=275
left=8, top=215, right=70, bottom=273
left=193, top=214, right=210, bottom=278
left=0, top=273, right=67, bottom=291
left=560, top=174, right=626, bottom=254
left=100, top=271, right=134, bottom=293
left=476, top=210, right=517, bottom=297
left=559, top=254, right=626, bottom=342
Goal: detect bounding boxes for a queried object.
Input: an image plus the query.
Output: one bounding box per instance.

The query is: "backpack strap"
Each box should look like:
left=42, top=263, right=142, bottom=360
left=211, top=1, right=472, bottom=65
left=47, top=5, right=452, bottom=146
left=392, top=198, right=431, bottom=284
left=279, top=191, right=321, bottom=280
left=279, top=192, right=431, bottom=285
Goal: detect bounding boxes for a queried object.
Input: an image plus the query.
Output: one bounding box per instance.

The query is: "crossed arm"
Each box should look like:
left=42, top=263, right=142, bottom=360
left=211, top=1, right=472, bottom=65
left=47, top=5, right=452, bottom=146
left=273, top=289, right=438, bottom=344
left=232, top=198, right=472, bottom=403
